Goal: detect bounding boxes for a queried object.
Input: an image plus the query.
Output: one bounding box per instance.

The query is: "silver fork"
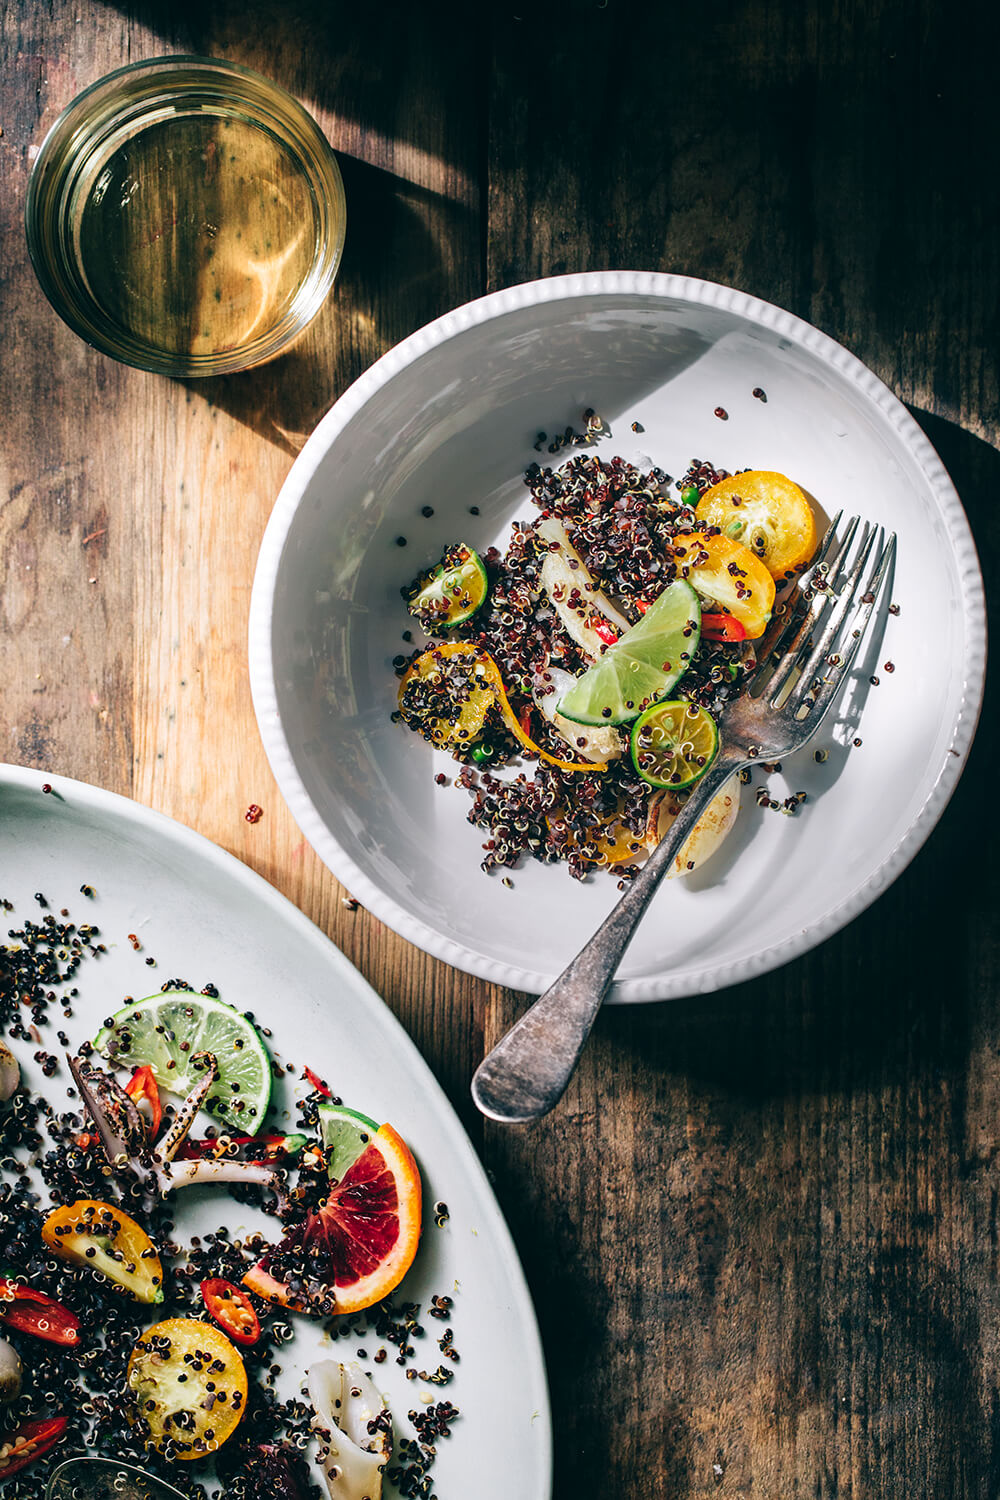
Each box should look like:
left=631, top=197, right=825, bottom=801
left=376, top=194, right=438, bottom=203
left=471, top=514, right=897, bottom=1124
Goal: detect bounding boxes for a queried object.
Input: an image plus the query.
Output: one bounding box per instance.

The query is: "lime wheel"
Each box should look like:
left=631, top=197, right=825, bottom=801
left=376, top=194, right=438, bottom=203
left=407, top=543, right=488, bottom=628
left=94, top=992, right=271, bottom=1134
left=630, top=700, right=719, bottom=790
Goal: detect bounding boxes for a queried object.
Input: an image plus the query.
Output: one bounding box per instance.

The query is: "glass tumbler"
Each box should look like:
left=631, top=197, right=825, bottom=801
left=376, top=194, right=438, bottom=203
left=25, top=56, right=347, bottom=376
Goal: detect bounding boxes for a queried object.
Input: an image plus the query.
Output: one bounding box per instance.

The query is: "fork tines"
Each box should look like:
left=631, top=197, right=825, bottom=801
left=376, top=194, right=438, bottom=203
left=753, top=515, right=897, bottom=724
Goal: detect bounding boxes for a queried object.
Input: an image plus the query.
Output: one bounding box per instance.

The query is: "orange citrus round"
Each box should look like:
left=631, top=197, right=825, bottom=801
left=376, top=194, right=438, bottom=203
left=126, top=1317, right=247, bottom=1460
left=695, top=470, right=816, bottom=579
left=672, top=531, right=776, bottom=639
left=244, top=1121, right=422, bottom=1316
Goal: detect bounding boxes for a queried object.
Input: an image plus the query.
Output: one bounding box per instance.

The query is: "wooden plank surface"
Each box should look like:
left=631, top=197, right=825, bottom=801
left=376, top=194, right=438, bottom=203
left=1, top=0, right=493, bottom=1125
left=485, top=4, right=1000, bottom=1498
left=2, top=0, right=999, bottom=1497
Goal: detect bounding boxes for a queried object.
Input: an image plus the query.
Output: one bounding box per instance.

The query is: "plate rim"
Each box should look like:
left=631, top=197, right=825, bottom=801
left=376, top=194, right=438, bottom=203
left=248, top=269, right=987, bottom=1002
left=0, top=760, right=554, bottom=1497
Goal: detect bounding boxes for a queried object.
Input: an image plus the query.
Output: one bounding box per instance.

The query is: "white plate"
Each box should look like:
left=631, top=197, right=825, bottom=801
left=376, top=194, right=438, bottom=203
left=0, top=763, right=552, bottom=1499
left=249, top=270, right=987, bottom=1001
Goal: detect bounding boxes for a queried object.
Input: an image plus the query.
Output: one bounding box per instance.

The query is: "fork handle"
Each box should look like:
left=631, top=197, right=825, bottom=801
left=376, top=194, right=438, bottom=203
left=471, top=752, right=745, bottom=1123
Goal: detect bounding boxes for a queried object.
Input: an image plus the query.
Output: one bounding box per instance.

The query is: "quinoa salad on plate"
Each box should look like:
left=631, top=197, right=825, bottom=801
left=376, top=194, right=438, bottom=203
left=0, top=894, right=461, bottom=1500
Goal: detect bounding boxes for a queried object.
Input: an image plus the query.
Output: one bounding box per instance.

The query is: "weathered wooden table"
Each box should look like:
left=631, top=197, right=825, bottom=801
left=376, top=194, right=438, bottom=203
left=3, top=2, right=998, bottom=1495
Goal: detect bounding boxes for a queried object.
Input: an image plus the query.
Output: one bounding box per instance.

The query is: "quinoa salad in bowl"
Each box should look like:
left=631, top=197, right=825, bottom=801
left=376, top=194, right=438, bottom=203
left=250, top=270, right=978, bottom=1000
left=394, top=430, right=819, bottom=888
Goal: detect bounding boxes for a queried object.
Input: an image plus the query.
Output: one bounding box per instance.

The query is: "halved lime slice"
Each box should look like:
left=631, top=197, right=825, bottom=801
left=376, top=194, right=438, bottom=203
left=317, top=1100, right=379, bottom=1184
left=407, top=543, right=488, bottom=628
left=630, top=700, right=719, bottom=789
left=94, top=992, right=272, bottom=1134
left=557, top=580, right=701, bottom=726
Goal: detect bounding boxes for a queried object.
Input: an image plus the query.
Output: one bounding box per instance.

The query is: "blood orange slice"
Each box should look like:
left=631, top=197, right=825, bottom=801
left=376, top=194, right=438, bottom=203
left=243, top=1122, right=422, bottom=1316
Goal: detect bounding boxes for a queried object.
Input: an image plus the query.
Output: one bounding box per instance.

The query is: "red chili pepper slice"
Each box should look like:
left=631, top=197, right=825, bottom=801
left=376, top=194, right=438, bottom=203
left=591, top=618, right=619, bottom=646
left=124, top=1064, right=162, bottom=1137
left=201, top=1277, right=261, bottom=1346
left=303, top=1067, right=333, bottom=1098
left=634, top=599, right=652, bottom=615
left=0, top=1415, right=68, bottom=1476
left=701, top=612, right=747, bottom=642
left=0, top=1278, right=80, bottom=1346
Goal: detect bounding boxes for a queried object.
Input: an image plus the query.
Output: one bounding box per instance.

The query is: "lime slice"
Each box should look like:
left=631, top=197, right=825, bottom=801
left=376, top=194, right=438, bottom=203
left=94, top=992, right=272, bottom=1134
left=557, top=580, right=701, bottom=726
left=317, top=1101, right=379, bottom=1184
left=630, top=700, right=719, bottom=789
left=407, top=543, right=488, bottom=628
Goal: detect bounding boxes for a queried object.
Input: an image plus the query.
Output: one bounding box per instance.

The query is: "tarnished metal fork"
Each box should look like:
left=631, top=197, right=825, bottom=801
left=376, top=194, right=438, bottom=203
left=472, top=513, right=897, bottom=1124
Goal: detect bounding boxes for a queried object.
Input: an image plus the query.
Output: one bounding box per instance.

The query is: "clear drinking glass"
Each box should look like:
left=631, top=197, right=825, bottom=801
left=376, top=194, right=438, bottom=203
left=25, top=57, right=347, bottom=376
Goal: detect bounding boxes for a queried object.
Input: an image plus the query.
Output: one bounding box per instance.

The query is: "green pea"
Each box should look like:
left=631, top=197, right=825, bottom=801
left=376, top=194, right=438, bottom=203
left=681, top=485, right=700, bottom=506
left=471, top=744, right=494, bottom=765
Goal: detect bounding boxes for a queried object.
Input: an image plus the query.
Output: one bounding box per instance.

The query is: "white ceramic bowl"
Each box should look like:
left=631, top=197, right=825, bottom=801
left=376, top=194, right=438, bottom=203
left=249, top=271, right=986, bottom=1001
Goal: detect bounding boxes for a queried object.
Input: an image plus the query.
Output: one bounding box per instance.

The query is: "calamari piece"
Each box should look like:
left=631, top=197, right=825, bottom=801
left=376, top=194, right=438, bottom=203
left=646, top=776, right=740, bottom=876
left=309, top=1360, right=391, bottom=1500
left=69, top=1053, right=286, bottom=1204
left=536, top=516, right=631, bottom=660
left=532, top=666, right=622, bottom=763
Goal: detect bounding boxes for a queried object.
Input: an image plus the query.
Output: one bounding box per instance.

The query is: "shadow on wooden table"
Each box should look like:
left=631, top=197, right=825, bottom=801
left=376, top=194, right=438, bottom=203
left=93, top=0, right=488, bottom=146
left=91, top=0, right=484, bottom=453
left=179, top=154, right=478, bottom=457
left=486, top=412, right=1000, bottom=1497
left=602, top=409, right=998, bottom=1097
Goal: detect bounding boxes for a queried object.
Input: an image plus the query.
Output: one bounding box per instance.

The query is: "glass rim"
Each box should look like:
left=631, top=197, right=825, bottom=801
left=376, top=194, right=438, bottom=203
left=24, top=54, right=347, bottom=378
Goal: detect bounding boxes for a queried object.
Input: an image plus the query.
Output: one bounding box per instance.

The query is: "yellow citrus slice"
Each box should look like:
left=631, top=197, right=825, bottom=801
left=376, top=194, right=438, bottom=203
left=548, top=800, right=646, bottom=867
left=126, top=1317, right=247, bottom=1460
left=41, top=1200, right=164, bottom=1304
left=399, top=643, right=607, bottom=771
left=672, top=532, right=775, bottom=639
left=695, top=471, right=816, bottom=579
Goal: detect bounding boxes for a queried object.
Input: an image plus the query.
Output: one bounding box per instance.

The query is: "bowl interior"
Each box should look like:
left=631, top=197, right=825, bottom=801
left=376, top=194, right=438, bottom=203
left=260, top=288, right=978, bottom=998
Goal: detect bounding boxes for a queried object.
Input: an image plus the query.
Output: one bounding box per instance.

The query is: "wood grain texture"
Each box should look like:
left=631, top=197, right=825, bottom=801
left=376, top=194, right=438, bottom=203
left=1, top=0, right=494, bottom=1119
left=486, top=2, right=999, bottom=1497
left=2, top=0, right=998, bottom=1496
